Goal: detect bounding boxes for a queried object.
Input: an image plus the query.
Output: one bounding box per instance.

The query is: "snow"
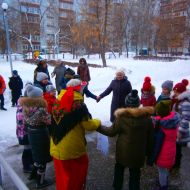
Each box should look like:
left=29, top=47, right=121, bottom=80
left=0, top=55, right=190, bottom=152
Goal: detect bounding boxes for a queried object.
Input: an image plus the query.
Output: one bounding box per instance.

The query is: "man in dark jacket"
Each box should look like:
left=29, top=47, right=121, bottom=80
left=8, top=70, right=23, bottom=107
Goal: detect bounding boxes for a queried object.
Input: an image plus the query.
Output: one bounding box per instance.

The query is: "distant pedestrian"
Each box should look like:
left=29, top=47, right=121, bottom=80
left=20, top=84, right=53, bottom=188
left=8, top=70, right=23, bottom=107
left=97, top=69, right=132, bottom=122
left=51, top=62, right=66, bottom=94
left=141, top=76, right=156, bottom=107
left=156, top=80, right=173, bottom=104
left=60, top=67, right=75, bottom=89
left=34, top=60, right=50, bottom=83
left=0, top=74, right=7, bottom=110
left=151, top=100, right=180, bottom=190
left=77, top=58, right=91, bottom=83
left=97, top=89, right=154, bottom=190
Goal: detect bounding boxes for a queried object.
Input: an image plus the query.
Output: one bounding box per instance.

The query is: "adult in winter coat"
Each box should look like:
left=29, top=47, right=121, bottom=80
left=34, top=60, right=50, bottom=83
left=97, top=69, right=132, bottom=122
left=8, top=70, right=23, bottom=107
left=171, top=79, right=190, bottom=168
left=20, top=84, right=52, bottom=189
left=97, top=90, right=154, bottom=190
left=77, top=58, right=91, bottom=83
left=50, top=79, right=101, bottom=190
left=0, top=74, right=7, bottom=110
left=51, top=62, right=66, bottom=94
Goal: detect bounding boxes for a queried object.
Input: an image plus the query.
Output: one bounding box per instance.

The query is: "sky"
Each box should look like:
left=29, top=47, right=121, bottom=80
left=0, top=53, right=190, bottom=152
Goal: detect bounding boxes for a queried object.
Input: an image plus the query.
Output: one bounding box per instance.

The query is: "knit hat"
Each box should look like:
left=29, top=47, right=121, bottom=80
left=125, top=89, right=140, bottom=108
left=161, top=80, right=173, bottom=92
left=155, top=100, right=172, bottom=117
left=173, top=79, right=189, bottom=93
left=67, top=79, right=81, bottom=88
left=142, top=76, right=152, bottom=91
left=46, top=85, right=56, bottom=93
left=116, top=68, right=125, bottom=76
left=12, top=70, right=18, bottom=76
left=25, top=84, right=43, bottom=98
left=36, top=72, right=48, bottom=82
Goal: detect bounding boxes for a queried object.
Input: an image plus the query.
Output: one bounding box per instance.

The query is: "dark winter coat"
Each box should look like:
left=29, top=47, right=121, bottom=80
left=98, top=107, right=154, bottom=168
left=19, top=97, right=51, bottom=164
left=9, top=76, right=23, bottom=95
left=99, top=77, right=132, bottom=122
left=77, top=64, right=91, bottom=82
left=34, top=64, right=50, bottom=83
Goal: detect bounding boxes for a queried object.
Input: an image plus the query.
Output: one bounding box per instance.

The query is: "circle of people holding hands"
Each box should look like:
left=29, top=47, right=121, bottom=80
left=0, top=57, right=190, bottom=190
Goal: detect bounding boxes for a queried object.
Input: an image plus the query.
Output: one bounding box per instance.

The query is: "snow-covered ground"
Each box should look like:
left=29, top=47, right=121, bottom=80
left=0, top=55, right=190, bottom=152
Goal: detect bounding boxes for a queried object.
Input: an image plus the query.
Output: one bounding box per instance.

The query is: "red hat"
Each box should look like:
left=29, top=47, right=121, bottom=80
left=173, top=79, right=189, bottom=93
left=142, top=76, right=152, bottom=91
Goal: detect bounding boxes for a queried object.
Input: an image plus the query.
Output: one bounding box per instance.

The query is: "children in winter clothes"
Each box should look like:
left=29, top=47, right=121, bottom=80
left=9, top=70, right=23, bottom=107
left=77, top=58, right=91, bottom=83
left=156, top=80, right=173, bottom=103
left=97, top=90, right=154, bottom=190
left=50, top=79, right=101, bottom=190
left=171, top=79, right=190, bottom=168
left=19, top=84, right=52, bottom=189
left=34, top=72, right=52, bottom=92
left=16, top=99, right=33, bottom=173
left=152, top=100, right=180, bottom=190
left=43, top=85, right=56, bottom=113
left=141, top=76, right=156, bottom=107
left=0, top=75, right=7, bottom=110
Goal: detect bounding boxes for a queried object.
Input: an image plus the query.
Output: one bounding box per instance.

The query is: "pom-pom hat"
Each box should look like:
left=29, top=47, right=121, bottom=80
left=173, top=79, right=189, bottom=93
left=142, top=76, right=152, bottom=91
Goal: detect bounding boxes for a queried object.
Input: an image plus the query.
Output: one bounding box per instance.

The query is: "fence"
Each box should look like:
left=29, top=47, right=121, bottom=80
left=0, top=153, right=29, bottom=190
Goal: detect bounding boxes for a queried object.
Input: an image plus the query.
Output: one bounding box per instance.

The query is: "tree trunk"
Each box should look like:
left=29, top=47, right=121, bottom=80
left=100, top=51, right=107, bottom=67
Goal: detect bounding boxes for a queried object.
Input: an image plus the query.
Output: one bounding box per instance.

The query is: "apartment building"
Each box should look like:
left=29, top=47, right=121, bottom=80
left=59, top=0, right=74, bottom=52
left=160, top=0, right=189, bottom=54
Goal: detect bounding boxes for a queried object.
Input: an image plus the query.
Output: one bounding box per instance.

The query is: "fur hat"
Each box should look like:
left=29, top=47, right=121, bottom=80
left=12, top=70, right=18, bottom=76
left=25, top=84, right=43, bottom=98
left=155, top=100, right=172, bottom=117
left=36, top=72, right=48, bottom=82
left=161, top=80, right=173, bottom=92
left=46, top=85, right=56, bottom=93
left=142, top=76, right=152, bottom=91
left=173, top=79, right=189, bottom=93
left=125, top=89, right=140, bottom=108
left=67, top=79, right=81, bottom=87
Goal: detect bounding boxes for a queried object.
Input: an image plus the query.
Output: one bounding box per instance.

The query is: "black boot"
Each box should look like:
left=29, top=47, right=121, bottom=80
left=28, top=165, right=37, bottom=180
left=36, top=173, right=53, bottom=189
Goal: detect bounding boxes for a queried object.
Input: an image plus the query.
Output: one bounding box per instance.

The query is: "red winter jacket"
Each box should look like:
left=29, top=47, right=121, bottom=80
left=43, top=92, right=56, bottom=113
left=155, top=112, right=179, bottom=169
left=0, top=75, right=6, bottom=94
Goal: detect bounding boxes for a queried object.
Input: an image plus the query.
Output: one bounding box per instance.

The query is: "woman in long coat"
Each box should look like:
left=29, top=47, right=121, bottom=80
left=97, top=70, right=132, bottom=122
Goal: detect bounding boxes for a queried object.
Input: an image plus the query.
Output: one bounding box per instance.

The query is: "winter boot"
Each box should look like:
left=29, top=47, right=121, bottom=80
left=28, top=165, right=37, bottom=180
left=36, top=173, right=53, bottom=189
left=22, top=149, right=33, bottom=173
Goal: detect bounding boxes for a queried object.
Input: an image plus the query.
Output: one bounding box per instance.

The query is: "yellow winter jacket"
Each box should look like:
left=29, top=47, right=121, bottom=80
left=50, top=89, right=101, bottom=160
